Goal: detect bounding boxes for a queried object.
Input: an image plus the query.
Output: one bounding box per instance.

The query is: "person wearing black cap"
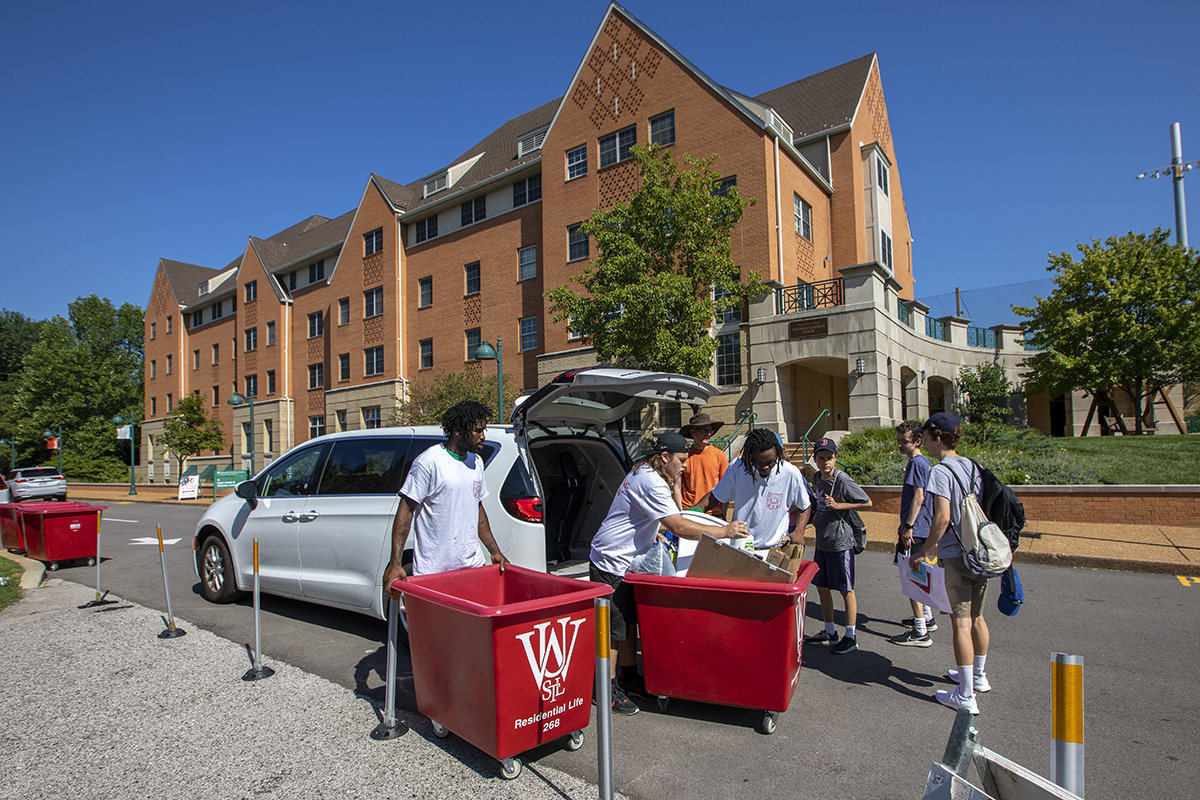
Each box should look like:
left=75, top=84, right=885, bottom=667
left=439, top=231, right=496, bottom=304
left=908, top=412, right=989, bottom=715
left=590, top=431, right=750, bottom=714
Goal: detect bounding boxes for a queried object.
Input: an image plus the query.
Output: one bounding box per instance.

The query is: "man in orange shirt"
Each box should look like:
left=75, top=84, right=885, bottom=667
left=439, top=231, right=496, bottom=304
left=679, top=413, right=728, bottom=516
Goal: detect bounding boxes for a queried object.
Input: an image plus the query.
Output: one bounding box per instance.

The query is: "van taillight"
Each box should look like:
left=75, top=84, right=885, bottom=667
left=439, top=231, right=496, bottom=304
left=502, top=496, right=543, bottom=523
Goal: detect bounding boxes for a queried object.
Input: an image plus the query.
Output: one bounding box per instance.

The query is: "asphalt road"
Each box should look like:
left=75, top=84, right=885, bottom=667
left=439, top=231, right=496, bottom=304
left=59, top=500, right=1199, bottom=800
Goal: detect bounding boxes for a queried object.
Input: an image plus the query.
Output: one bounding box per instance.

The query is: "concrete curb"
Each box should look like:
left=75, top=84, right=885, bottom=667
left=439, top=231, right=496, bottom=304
left=1, top=550, right=46, bottom=590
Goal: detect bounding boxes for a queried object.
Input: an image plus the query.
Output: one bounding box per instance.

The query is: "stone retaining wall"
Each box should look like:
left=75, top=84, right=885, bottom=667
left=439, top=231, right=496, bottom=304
left=863, top=485, right=1200, bottom=527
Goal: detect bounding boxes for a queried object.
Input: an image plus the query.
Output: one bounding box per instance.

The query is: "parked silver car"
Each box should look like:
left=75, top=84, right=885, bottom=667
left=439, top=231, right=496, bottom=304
left=191, top=368, right=716, bottom=638
left=7, top=467, right=67, bottom=502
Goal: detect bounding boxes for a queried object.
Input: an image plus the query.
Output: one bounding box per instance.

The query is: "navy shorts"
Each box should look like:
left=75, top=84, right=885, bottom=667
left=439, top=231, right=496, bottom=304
left=589, top=563, right=635, bottom=641
left=812, top=547, right=855, bottom=592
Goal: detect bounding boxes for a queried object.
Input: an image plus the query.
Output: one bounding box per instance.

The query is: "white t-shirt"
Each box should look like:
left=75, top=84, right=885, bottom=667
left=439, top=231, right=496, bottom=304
left=711, top=458, right=811, bottom=548
left=400, top=444, right=489, bottom=575
left=926, top=455, right=982, bottom=560
left=589, top=465, right=680, bottom=576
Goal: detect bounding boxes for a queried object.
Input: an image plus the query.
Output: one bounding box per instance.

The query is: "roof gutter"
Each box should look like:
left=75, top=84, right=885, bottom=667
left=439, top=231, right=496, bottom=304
left=792, top=123, right=852, bottom=148
left=268, top=240, right=346, bottom=276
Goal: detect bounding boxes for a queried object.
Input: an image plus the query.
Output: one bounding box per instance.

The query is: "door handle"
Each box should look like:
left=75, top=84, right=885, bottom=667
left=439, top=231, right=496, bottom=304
left=300, top=511, right=320, bottom=521
left=282, top=510, right=300, bottom=522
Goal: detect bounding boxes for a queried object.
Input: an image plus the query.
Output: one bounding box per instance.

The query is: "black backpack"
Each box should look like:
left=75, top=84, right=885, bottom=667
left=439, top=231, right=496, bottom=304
left=973, top=460, right=1026, bottom=552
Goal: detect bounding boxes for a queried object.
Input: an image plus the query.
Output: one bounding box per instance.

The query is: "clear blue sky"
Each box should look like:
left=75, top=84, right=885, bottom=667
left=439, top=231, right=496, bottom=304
left=3, top=0, right=1197, bottom=326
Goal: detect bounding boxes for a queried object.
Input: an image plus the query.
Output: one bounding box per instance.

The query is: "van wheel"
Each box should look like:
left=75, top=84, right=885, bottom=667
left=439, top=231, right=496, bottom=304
left=199, top=536, right=243, bottom=603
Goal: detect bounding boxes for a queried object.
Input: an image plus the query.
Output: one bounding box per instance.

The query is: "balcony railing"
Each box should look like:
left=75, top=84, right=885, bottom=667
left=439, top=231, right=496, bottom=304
left=966, top=326, right=997, bottom=349
left=898, top=301, right=914, bottom=328
left=926, top=316, right=949, bottom=342
left=778, top=278, right=844, bottom=314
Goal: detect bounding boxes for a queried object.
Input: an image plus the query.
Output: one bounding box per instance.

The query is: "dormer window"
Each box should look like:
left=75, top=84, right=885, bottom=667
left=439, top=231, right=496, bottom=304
left=877, top=155, right=890, bottom=197
left=424, top=172, right=448, bottom=197
left=518, top=125, right=549, bottom=157
left=197, top=281, right=209, bottom=297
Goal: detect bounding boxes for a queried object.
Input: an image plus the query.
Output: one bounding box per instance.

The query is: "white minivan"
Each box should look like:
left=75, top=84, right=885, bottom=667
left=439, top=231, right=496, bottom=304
left=192, top=368, right=716, bottom=630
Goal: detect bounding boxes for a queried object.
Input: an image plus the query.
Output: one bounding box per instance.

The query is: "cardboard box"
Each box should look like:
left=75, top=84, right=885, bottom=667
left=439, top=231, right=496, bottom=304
left=765, top=542, right=805, bottom=582
left=686, top=534, right=796, bottom=584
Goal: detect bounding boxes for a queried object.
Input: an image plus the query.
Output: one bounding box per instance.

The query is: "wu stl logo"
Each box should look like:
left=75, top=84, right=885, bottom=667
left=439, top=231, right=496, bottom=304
left=516, top=616, right=586, bottom=702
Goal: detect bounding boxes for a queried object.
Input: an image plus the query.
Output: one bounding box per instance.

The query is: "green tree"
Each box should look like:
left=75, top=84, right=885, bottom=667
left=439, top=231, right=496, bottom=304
left=1014, top=228, right=1200, bottom=435
left=160, top=394, right=226, bottom=475
left=391, top=368, right=522, bottom=427
left=547, top=144, right=762, bottom=377
left=953, top=363, right=1012, bottom=440
left=0, top=309, right=43, bottom=377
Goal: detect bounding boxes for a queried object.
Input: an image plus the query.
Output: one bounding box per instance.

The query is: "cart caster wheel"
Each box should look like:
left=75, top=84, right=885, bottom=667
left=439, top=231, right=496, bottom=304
left=657, top=695, right=670, bottom=713
left=500, top=756, right=522, bottom=780
left=759, top=711, right=779, bottom=735
left=565, top=730, right=584, bottom=751
left=86, top=558, right=96, bottom=567
left=431, top=720, right=449, bottom=739
left=48, top=562, right=58, bottom=572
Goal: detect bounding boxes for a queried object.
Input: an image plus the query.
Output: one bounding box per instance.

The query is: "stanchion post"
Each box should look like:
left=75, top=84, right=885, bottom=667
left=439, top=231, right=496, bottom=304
left=595, top=596, right=614, bottom=800
left=243, top=538, right=275, bottom=681
left=156, top=524, right=186, bottom=639
left=370, top=587, right=409, bottom=740
left=1051, top=652, right=1084, bottom=797
left=78, top=513, right=115, bottom=609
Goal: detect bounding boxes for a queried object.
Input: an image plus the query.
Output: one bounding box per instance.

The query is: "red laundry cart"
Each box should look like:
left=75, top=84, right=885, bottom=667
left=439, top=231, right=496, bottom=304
left=398, top=564, right=611, bottom=780
left=0, top=504, right=25, bottom=552
left=20, top=502, right=106, bottom=571
left=626, top=560, right=819, bottom=734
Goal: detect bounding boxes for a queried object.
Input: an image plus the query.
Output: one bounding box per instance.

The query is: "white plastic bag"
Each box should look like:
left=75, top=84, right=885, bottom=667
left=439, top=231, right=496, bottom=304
left=627, top=541, right=677, bottom=577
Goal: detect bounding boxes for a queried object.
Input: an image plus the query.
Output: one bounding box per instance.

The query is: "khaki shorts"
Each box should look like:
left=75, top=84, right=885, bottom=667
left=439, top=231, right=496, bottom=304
left=941, top=555, right=987, bottom=620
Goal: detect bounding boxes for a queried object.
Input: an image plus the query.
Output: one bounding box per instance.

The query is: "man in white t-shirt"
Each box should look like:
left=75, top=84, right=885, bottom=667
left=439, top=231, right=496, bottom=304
left=700, top=428, right=811, bottom=551
left=590, top=431, right=749, bottom=715
left=383, top=401, right=508, bottom=587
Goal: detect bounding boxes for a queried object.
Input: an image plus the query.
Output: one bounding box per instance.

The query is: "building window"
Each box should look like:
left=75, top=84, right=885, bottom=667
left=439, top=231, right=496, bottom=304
left=308, top=312, right=323, bottom=338
left=363, top=407, right=382, bottom=430
left=166, top=316, right=172, bottom=333
left=245, top=327, right=257, bottom=351
left=716, top=332, right=741, bottom=386
left=211, top=344, right=219, bottom=365
left=308, top=363, right=323, bottom=389
left=880, top=231, right=893, bottom=271
left=714, top=286, right=742, bottom=324
left=339, top=297, right=350, bottom=325
left=289, top=272, right=297, bottom=292
left=512, top=175, right=542, bottom=207
left=794, top=195, right=812, bottom=240
left=266, top=320, right=276, bottom=346
left=150, top=323, right=156, bottom=340
left=568, top=224, right=589, bottom=261
left=659, top=402, right=682, bottom=429
left=599, top=125, right=636, bottom=168
left=165, top=355, right=171, bottom=374
left=515, top=245, right=538, bottom=281
left=339, top=353, right=351, bottom=382
left=309, top=415, right=325, bottom=439
left=210, top=301, right=223, bottom=322
left=364, top=228, right=383, bottom=256
left=264, top=419, right=274, bottom=453
left=150, top=360, right=156, bottom=379
left=465, top=328, right=482, bottom=360
left=267, top=370, right=276, bottom=395
left=566, top=144, right=588, bottom=180
left=419, top=338, right=433, bottom=369
left=192, top=349, right=199, bottom=370
left=365, top=346, right=384, bottom=376
left=465, top=262, right=481, bottom=296
left=364, top=287, right=383, bottom=318
left=245, top=281, right=257, bottom=302
left=714, top=176, right=737, bottom=197
left=309, top=259, right=325, bottom=283
left=519, top=316, right=538, bottom=352
left=245, top=374, right=258, bottom=398
left=649, top=110, right=675, bottom=146
left=335, top=410, right=347, bottom=431
left=415, top=215, right=438, bottom=243
left=166, top=394, right=172, bottom=412
left=877, top=156, right=890, bottom=197
left=461, top=197, right=486, bottom=227
left=418, top=276, right=433, bottom=308
left=151, top=397, right=157, bottom=417
left=191, top=311, right=203, bottom=328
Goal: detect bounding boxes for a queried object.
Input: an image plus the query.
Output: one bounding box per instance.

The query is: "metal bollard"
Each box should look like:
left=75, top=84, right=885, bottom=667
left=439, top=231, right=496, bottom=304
left=1051, top=652, right=1084, bottom=797
left=370, top=587, right=409, bottom=740
left=78, top=516, right=116, bottom=609
left=595, top=596, right=614, bottom=800
left=242, top=539, right=275, bottom=681
left=156, top=524, right=186, bottom=639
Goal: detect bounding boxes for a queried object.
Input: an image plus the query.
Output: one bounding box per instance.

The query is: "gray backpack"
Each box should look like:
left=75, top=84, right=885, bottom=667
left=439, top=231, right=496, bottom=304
left=947, top=462, right=1012, bottom=578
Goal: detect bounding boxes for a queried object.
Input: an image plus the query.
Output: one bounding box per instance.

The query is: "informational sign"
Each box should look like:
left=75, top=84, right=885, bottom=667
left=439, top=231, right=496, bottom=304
left=215, top=470, right=249, bottom=490
left=788, top=317, right=829, bottom=340
left=178, top=475, right=200, bottom=501
left=899, top=557, right=951, bottom=613
left=116, top=425, right=131, bottom=440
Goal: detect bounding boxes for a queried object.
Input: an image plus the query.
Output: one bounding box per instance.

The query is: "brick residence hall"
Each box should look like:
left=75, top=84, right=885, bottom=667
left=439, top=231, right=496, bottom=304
left=139, top=3, right=1185, bottom=482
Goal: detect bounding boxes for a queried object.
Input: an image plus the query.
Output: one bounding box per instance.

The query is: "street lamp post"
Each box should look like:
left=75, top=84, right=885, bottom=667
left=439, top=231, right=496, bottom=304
left=474, top=337, right=504, bottom=423
left=228, top=390, right=256, bottom=476
left=43, top=429, right=63, bottom=475
left=1136, top=122, right=1199, bottom=248
left=0, top=438, right=14, bottom=473
left=112, top=414, right=138, bottom=496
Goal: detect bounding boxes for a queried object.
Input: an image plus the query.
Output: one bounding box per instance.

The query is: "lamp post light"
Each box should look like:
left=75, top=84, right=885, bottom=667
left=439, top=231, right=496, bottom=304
left=1135, top=122, right=1199, bottom=248
left=228, top=390, right=256, bottom=476
left=112, top=414, right=138, bottom=496
left=474, top=337, right=504, bottom=423
left=43, top=429, right=63, bottom=475
left=0, top=437, right=14, bottom=473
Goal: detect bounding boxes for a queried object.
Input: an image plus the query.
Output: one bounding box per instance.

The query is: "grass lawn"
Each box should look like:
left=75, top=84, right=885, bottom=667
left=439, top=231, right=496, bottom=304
left=1053, top=435, right=1200, bottom=485
left=0, top=555, right=23, bottom=612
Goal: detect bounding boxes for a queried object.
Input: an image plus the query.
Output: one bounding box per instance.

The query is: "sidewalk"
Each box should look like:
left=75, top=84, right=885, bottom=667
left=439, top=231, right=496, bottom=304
left=0, top=576, right=620, bottom=799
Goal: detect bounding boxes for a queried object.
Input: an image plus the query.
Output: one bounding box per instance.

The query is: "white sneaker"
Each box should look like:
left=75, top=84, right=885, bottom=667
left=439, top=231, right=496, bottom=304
left=946, top=668, right=991, bottom=693
left=936, top=687, right=979, bottom=715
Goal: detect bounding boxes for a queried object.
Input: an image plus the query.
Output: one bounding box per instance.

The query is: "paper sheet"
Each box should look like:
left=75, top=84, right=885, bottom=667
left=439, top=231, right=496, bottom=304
left=898, top=556, right=951, bottom=613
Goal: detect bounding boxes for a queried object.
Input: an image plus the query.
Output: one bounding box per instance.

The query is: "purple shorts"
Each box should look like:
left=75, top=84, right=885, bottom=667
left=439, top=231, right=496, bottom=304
left=811, top=548, right=855, bottom=593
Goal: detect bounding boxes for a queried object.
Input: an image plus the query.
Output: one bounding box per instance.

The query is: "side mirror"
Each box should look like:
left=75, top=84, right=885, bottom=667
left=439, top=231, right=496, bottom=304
left=235, top=480, right=258, bottom=509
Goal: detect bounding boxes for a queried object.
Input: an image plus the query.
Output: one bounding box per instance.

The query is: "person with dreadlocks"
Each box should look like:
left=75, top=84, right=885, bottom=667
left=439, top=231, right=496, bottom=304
left=383, top=400, right=508, bottom=587
left=697, top=428, right=812, bottom=553
left=590, top=431, right=750, bottom=715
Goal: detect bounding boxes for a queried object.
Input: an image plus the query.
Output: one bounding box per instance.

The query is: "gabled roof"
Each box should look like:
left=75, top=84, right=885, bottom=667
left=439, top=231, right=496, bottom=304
left=251, top=210, right=355, bottom=272
left=754, top=53, right=876, bottom=140
left=159, top=259, right=225, bottom=307
left=266, top=215, right=333, bottom=244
